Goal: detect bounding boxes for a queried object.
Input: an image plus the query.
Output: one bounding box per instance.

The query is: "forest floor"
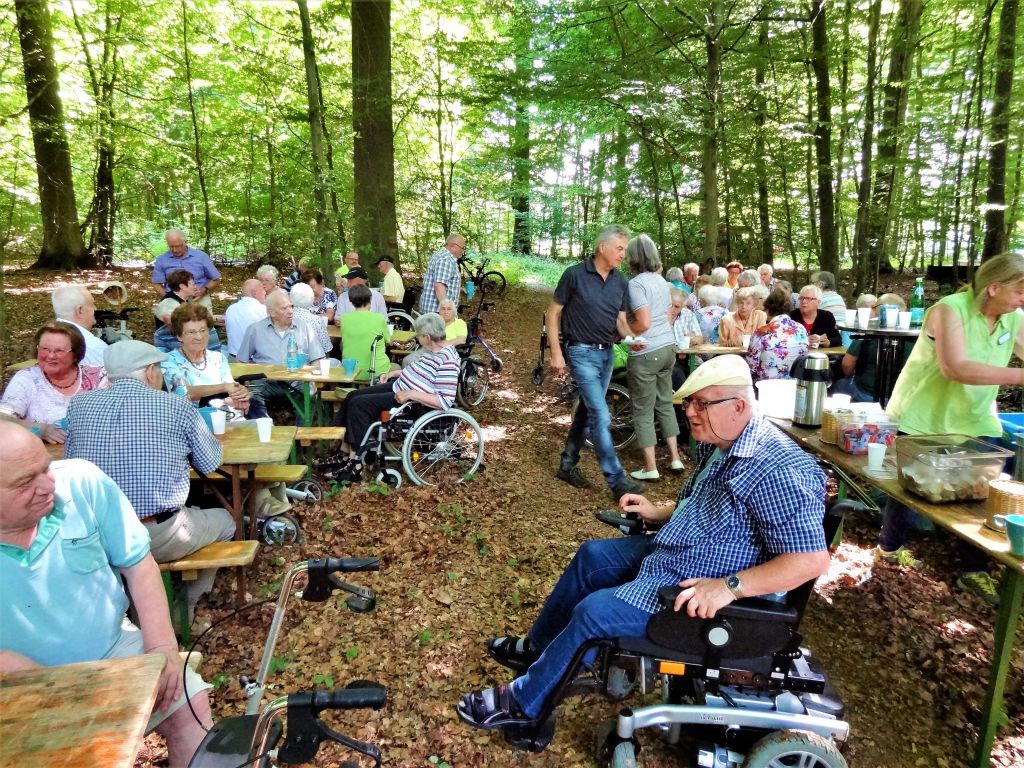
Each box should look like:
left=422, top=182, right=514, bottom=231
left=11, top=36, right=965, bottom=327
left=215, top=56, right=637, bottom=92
left=1, top=262, right=1022, bottom=768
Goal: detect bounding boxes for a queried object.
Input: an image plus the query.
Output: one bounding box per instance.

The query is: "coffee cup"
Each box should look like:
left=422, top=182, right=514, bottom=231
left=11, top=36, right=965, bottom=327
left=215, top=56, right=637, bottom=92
left=255, top=417, right=273, bottom=443
left=318, top=358, right=330, bottom=376
left=741, top=334, right=752, bottom=349
left=857, top=307, right=871, bottom=327
left=210, top=410, right=226, bottom=436
left=993, top=513, right=1024, bottom=556
left=844, top=309, right=856, bottom=326
left=867, top=442, right=887, bottom=470
left=897, top=311, right=912, bottom=330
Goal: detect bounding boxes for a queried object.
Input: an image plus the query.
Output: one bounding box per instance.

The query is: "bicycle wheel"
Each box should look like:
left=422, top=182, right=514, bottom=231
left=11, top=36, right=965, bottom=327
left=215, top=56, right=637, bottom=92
left=571, top=382, right=635, bottom=450
left=480, top=270, right=507, bottom=296
left=402, top=409, right=484, bottom=486
left=457, top=358, right=490, bottom=408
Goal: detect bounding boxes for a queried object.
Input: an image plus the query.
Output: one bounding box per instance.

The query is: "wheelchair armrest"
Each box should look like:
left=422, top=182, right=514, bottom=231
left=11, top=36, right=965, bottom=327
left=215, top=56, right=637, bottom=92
left=657, top=586, right=799, bottom=623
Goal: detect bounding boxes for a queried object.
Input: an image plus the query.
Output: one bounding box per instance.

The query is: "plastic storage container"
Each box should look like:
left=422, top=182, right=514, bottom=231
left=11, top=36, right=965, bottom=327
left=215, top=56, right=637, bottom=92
left=998, top=413, right=1024, bottom=450
left=895, top=435, right=1011, bottom=503
left=836, top=410, right=899, bottom=454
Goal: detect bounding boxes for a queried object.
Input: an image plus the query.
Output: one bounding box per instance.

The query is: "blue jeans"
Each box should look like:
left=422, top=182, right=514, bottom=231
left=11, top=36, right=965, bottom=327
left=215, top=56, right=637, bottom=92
left=510, top=536, right=654, bottom=718
left=561, top=345, right=626, bottom=488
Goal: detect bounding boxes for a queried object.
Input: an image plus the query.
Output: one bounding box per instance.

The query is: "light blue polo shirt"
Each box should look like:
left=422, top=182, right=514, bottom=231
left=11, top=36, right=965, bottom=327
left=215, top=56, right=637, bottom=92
left=0, top=459, right=151, bottom=666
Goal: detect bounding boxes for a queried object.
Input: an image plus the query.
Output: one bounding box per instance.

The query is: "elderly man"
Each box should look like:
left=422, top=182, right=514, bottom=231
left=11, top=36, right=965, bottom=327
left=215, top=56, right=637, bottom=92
left=682, top=262, right=699, bottom=294
left=457, top=355, right=829, bottom=733
left=547, top=224, right=643, bottom=501
left=376, top=254, right=405, bottom=305
left=290, top=283, right=333, bottom=358
left=0, top=422, right=214, bottom=766
left=224, top=279, right=268, bottom=358
left=418, top=234, right=465, bottom=314
left=811, top=270, right=847, bottom=320
left=335, top=267, right=388, bottom=316
left=238, top=290, right=325, bottom=366
left=334, top=252, right=362, bottom=294
left=51, top=284, right=108, bottom=367
left=758, top=263, right=777, bottom=289
left=65, top=341, right=234, bottom=623
left=152, top=229, right=220, bottom=309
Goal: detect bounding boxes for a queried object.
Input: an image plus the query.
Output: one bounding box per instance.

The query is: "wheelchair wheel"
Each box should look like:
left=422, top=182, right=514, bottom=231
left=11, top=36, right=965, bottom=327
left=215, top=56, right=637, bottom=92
left=743, top=730, right=847, bottom=768
left=260, top=513, right=304, bottom=546
left=289, top=479, right=323, bottom=503
left=457, top=358, right=489, bottom=408
left=401, top=409, right=484, bottom=486
left=595, top=721, right=639, bottom=768
left=387, top=310, right=415, bottom=332
left=375, top=468, right=403, bottom=489
left=572, top=382, right=635, bottom=451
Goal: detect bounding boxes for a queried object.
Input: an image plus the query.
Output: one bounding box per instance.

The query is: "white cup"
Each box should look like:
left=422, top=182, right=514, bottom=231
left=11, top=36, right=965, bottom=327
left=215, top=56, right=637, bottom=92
left=856, top=307, right=871, bottom=327
left=210, top=410, right=226, bottom=435
left=255, top=417, right=273, bottom=443
left=831, top=394, right=852, bottom=407
left=867, top=442, right=887, bottom=470
left=844, top=309, right=856, bottom=326
left=676, top=336, right=691, bottom=351
left=897, top=311, right=912, bottom=330
left=741, top=334, right=752, bottom=349
left=884, top=311, right=898, bottom=329
left=318, top=358, right=330, bottom=376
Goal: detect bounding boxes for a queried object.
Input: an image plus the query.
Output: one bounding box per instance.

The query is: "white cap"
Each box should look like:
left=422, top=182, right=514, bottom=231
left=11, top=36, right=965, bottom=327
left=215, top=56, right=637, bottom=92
left=676, top=354, right=752, bottom=400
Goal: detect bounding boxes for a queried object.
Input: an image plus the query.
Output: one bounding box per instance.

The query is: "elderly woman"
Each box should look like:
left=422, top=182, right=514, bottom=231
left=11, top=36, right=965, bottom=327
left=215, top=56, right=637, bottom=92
left=811, top=270, right=847, bottom=319
left=439, top=299, right=468, bottom=344
left=752, top=284, right=770, bottom=312
left=725, top=260, right=743, bottom=290
left=256, top=264, right=281, bottom=296
left=696, top=284, right=730, bottom=344
left=290, top=282, right=333, bottom=358
left=876, top=253, right=1024, bottom=601
left=328, top=313, right=460, bottom=481
left=758, top=264, right=776, bottom=288
left=719, top=286, right=767, bottom=347
left=665, top=266, right=685, bottom=291
left=153, top=269, right=224, bottom=353
left=161, top=303, right=266, bottom=419
left=0, top=322, right=106, bottom=443
left=746, top=287, right=809, bottom=380
left=624, top=235, right=683, bottom=480
left=340, top=284, right=393, bottom=381
left=303, top=269, right=337, bottom=321
left=789, top=284, right=841, bottom=349
left=737, top=269, right=759, bottom=290
left=685, top=275, right=713, bottom=311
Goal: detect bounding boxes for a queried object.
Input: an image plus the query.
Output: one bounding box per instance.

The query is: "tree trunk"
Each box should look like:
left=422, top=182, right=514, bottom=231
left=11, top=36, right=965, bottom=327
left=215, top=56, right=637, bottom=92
left=809, top=0, right=837, bottom=275
left=14, top=0, right=89, bottom=269
left=852, top=0, right=881, bottom=294
left=981, top=0, right=1018, bottom=260
left=180, top=0, right=210, bottom=253
left=265, top=121, right=280, bottom=259
left=510, top=18, right=531, bottom=255
left=296, top=0, right=331, bottom=263
left=755, top=21, right=773, bottom=264
left=314, top=59, right=346, bottom=248
left=352, top=0, right=398, bottom=262
left=701, top=2, right=721, bottom=266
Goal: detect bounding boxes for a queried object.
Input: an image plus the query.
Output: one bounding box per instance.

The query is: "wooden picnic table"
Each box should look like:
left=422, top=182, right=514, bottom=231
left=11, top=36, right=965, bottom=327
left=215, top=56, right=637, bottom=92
left=771, top=418, right=1023, bottom=768
left=0, top=654, right=165, bottom=768
left=229, top=362, right=362, bottom=425
left=676, top=344, right=845, bottom=376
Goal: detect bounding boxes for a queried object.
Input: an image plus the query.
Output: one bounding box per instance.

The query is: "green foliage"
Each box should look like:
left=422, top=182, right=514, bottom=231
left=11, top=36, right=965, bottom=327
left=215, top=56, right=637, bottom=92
left=417, top=628, right=433, bottom=646
left=345, top=646, right=360, bottom=662
left=268, top=655, right=291, bottom=675
left=312, top=672, right=335, bottom=687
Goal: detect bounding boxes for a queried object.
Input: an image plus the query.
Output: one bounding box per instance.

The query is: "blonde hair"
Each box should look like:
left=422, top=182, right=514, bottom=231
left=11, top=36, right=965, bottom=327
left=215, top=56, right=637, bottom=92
left=876, top=292, right=906, bottom=311
left=969, top=252, right=1024, bottom=312
left=735, top=286, right=758, bottom=303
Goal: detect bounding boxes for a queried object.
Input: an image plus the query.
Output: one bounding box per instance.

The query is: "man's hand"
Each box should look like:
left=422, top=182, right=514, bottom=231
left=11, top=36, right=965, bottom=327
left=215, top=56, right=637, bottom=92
left=151, top=647, right=185, bottom=712
left=673, top=577, right=735, bottom=619
left=394, top=389, right=413, bottom=403
left=39, top=424, right=66, bottom=444
left=194, top=286, right=207, bottom=298
left=619, top=494, right=671, bottom=524
left=549, top=352, right=566, bottom=376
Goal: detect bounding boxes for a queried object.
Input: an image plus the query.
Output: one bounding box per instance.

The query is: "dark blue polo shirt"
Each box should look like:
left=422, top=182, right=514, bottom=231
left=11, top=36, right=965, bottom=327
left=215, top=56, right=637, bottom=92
left=553, top=260, right=629, bottom=345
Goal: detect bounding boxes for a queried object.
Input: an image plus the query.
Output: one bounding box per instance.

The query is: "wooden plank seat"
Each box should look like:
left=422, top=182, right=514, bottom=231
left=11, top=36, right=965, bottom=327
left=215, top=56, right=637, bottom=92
left=320, top=389, right=354, bottom=403
left=189, top=465, right=308, bottom=484
left=294, top=426, right=345, bottom=445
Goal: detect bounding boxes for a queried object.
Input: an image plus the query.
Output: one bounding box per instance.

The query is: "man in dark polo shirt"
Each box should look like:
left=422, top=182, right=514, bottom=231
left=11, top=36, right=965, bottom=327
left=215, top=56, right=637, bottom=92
left=545, top=224, right=645, bottom=501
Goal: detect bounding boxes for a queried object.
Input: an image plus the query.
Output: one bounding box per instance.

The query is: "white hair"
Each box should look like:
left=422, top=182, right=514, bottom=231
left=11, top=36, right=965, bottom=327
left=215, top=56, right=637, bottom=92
left=684, top=262, right=699, bottom=273
left=799, top=284, right=823, bottom=300
left=51, top=284, right=90, bottom=319
left=438, top=298, right=457, bottom=311
left=256, top=264, right=279, bottom=281
left=709, top=267, right=729, bottom=286
left=698, top=284, right=720, bottom=306
left=289, top=282, right=314, bottom=308
left=165, top=227, right=187, bottom=242
left=758, top=263, right=774, bottom=275
left=265, top=290, right=290, bottom=311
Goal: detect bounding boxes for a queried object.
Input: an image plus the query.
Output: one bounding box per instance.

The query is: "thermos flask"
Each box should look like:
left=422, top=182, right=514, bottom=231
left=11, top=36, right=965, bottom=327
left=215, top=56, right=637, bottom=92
left=792, top=352, right=830, bottom=428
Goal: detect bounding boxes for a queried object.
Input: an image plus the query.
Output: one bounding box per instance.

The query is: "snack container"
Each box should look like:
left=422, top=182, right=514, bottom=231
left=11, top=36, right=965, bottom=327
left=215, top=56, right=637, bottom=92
left=836, top=410, right=899, bottom=454
left=895, top=435, right=1011, bottom=503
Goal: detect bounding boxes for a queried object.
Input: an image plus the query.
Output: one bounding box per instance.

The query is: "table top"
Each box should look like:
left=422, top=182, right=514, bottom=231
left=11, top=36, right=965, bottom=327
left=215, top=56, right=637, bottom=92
left=0, top=654, right=164, bottom=768
left=230, top=362, right=361, bottom=385
left=771, top=418, right=1024, bottom=573
left=837, top=320, right=921, bottom=338
left=326, top=325, right=416, bottom=344
left=219, top=422, right=296, bottom=465
left=678, top=344, right=845, bottom=358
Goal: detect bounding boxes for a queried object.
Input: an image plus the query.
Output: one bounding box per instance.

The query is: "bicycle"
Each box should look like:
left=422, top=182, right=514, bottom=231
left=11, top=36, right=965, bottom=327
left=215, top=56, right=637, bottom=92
left=186, top=556, right=386, bottom=767
left=458, top=254, right=507, bottom=297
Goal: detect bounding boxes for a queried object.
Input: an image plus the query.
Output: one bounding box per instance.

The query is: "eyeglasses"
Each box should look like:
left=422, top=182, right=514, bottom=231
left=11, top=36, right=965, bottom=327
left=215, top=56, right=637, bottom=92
left=181, top=328, right=208, bottom=337
left=38, top=346, right=72, bottom=356
left=681, top=396, right=737, bottom=412
left=799, top=296, right=819, bottom=302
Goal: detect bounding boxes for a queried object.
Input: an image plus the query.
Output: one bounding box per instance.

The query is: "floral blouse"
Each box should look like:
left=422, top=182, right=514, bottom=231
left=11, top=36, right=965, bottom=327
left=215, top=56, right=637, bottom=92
left=696, top=306, right=728, bottom=344
left=0, top=365, right=106, bottom=424
left=311, top=288, right=338, bottom=315
left=746, top=315, right=809, bottom=381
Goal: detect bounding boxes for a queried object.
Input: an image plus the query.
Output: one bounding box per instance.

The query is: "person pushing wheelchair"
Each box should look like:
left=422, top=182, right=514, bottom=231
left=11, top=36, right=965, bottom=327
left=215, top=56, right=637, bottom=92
left=457, top=354, right=832, bottom=736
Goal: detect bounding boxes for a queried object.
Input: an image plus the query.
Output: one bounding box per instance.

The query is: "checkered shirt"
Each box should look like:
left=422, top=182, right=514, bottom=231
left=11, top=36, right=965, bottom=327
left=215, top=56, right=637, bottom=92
left=614, top=415, right=827, bottom=614
left=65, top=378, right=222, bottom=519
left=672, top=307, right=702, bottom=347
left=418, top=247, right=461, bottom=314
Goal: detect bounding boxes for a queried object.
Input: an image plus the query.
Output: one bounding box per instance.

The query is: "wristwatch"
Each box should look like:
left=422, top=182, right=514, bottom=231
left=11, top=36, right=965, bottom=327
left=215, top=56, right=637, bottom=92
left=725, top=574, right=744, bottom=599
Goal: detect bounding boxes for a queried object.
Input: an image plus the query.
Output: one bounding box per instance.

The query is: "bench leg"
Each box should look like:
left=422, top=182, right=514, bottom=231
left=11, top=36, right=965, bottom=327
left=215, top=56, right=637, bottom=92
left=163, top=572, right=192, bottom=646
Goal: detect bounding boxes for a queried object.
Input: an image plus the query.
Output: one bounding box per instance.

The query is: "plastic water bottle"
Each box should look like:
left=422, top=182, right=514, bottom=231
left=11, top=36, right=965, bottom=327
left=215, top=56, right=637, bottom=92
left=285, top=331, right=299, bottom=370
left=909, top=277, right=925, bottom=328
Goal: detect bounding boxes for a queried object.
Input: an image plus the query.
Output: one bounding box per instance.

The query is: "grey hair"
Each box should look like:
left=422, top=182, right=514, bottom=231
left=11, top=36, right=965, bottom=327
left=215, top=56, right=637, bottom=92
left=709, top=267, right=728, bottom=286
left=51, top=284, right=90, bottom=319
left=626, top=234, right=662, bottom=273
left=438, top=298, right=457, bottom=311
left=799, top=284, right=823, bottom=299
left=112, top=364, right=156, bottom=383
left=811, top=270, right=837, bottom=291
left=856, top=293, right=878, bottom=308
left=753, top=285, right=770, bottom=300
left=446, top=233, right=466, bottom=247
left=289, top=282, right=314, bottom=308
left=595, top=224, right=630, bottom=250
left=737, top=269, right=759, bottom=288
left=165, top=227, right=187, bottom=242
left=758, top=263, right=774, bottom=275
left=735, top=286, right=758, bottom=302
left=669, top=287, right=687, bottom=305
left=665, top=266, right=683, bottom=282
left=414, top=312, right=447, bottom=342
left=684, top=262, right=699, bottom=274
left=265, top=290, right=290, bottom=311
left=256, top=264, right=279, bottom=281
left=698, top=284, right=721, bottom=306
left=297, top=256, right=312, bottom=269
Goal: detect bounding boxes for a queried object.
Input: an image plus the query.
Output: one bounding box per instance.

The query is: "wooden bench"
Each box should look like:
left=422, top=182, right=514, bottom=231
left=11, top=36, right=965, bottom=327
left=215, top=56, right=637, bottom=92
left=189, top=465, right=308, bottom=484
left=295, top=426, right=345, bottom=446
left=320, top=389, right=354, bottom=403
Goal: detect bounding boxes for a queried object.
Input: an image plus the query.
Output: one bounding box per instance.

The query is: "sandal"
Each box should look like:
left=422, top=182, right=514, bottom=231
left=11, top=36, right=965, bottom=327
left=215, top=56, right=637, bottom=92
left=456, top=684, right=534, bottom=730
left=487, top=636, right=539, bottom=674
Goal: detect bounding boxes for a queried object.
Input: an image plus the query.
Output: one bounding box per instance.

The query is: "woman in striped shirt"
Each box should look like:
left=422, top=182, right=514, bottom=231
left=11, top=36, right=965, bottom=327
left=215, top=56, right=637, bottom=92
left=327, top=312, right=460, bottom=481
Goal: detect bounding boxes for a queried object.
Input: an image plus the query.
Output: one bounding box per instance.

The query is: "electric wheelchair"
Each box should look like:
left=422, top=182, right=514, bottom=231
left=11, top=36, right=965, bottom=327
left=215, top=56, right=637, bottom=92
left=493, top=498, right=858, bottom=768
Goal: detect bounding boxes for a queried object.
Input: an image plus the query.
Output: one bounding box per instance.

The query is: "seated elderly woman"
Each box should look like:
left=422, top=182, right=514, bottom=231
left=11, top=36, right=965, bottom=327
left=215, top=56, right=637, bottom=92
left=665, top=266, right=685, bottom=291
left=746, top=286, right=809, bottom=380
left=339, top=284, right=394, bottom=381
left=0, top=322, right=107, bottom=443
left=695, top=284, right=730, bottom=344
left=161, top=303, right=267, bottom=419
left=685, top=275, right=713, bottom=311
left=290, top=282, right=333, bottom=358
left=256, top=264, right=282, bottom=296
left=303, top=269, right=338, bottom=322
left=153, top=269, right=223, bottom=353
left=789, top=284, right=842, bottom=349
left=719, top=286, right=767, bottom=347
left=328, top=313, right=460, bottom=482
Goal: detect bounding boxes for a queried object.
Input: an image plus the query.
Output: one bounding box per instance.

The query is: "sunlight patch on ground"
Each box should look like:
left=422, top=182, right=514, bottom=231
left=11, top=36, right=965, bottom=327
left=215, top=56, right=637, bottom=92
left=494, top=388, right=520, bottom=401
left=940, top=617, right=977, bottom=637
left=550, top=413, right=572, bottom=426
left=480, top=425, right=508, bottom=442
left=813, top=542, right=876, bottom=601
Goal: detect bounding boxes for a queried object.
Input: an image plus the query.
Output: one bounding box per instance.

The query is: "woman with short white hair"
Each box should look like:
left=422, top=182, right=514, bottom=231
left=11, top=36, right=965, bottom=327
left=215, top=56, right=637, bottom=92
left=256, top=265, right=280, bottom=296
left=696, top=284, right=729, bottom=343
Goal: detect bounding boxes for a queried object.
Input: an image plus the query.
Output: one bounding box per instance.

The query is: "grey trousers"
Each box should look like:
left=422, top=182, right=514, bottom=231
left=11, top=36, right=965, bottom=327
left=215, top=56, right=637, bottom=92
left=626, top=345, right=681, bottom=449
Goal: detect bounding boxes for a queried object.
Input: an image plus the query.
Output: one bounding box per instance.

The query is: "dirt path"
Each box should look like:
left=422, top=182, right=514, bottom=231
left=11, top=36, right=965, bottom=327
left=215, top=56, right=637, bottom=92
left=0, top=265, right=1020, bottom=767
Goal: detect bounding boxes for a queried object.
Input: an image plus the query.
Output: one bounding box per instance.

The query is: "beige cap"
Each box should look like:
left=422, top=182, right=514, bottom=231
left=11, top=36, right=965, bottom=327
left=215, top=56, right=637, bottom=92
left=676, top=354, right=752, bottom=400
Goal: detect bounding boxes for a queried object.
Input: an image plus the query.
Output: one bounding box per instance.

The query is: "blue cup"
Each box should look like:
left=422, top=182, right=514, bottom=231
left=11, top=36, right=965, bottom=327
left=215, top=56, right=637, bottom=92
left=296, top=352, right=309, bottom=367
left=342, top=358, right=358, bottom=377
left=994, top=513, right=1024, bottom=556
left=54, top=417, right=69, bottom=430
left=466, top=281, right=476, bottom=300
left=198, top=406, right=217, bottom=432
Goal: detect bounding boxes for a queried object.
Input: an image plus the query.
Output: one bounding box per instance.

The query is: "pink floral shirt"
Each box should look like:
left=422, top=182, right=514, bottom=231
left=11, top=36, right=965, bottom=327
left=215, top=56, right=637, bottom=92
left=745, top=315, right=809, bottom=381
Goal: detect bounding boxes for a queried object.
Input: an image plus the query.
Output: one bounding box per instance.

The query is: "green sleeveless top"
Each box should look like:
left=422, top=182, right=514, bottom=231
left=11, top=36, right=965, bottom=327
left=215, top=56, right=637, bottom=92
left=886, top=290, right=1022, bottom=437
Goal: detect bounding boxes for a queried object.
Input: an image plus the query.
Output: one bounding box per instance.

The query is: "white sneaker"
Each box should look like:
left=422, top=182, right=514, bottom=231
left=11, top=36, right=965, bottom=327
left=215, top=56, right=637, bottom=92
left=630, top=469, right=660, bottom=481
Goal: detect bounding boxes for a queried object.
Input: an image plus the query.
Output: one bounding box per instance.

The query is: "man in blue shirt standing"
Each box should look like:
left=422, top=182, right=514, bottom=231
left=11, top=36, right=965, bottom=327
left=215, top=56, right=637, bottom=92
left=152, top=228, right=221, bottom=310
left=546, top=224, right=643, bottom=501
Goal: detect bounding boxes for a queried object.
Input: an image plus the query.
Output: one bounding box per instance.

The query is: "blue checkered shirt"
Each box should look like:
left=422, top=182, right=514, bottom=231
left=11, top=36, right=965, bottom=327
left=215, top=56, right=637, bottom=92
left=65, top=378, right=222, bottom=519
left=418, top=248, right=461, bottom=314
left=614, top=415, right=827, bottom=614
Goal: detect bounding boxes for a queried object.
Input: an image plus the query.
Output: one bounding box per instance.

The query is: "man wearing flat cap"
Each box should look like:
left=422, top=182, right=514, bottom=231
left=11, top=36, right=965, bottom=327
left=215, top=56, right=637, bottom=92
left=65, top=340, right=235, bottom=624
left=334, top=267, right=388, bottom=317
left=457, top=355, right=831, bottom=731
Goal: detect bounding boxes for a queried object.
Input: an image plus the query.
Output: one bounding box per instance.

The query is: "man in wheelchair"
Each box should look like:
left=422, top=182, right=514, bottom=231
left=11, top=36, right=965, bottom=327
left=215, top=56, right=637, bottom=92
left=457, top=355, right=838, bottom=760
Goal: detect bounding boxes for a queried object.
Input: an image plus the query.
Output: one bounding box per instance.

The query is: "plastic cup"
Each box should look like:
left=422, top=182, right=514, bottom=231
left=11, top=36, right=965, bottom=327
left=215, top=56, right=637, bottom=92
left=808, top=335, right=820, bottom=349
left=844, top=309, right=856, bottom=326
left=741, top=334, right=752, bottom=349
left=676, top=336, right=691, bottom=352
left=993, top=514, right=1024, bottom=556
left=210, top=410, right=226, bottom=435
left=387, top=324, right=395, bottom=336
left=198, top=406, right=217, bottom=432
left=255, top=417, right=273, bottom=443
left=866, top=442, right=887, bottom=470
left=883, top=306, right=899, bottom=328
left=466, top=281, right=476, bottom=300
left=857, top=307, right=871, bottom=327
left=296, top=352, right=309, bottom=367
left=342, top=357, right=358, bottom=377
left=318, top=358, right=330, bottom=376
left=897, top=311, right=912, bottom=330
left=831, top=394, right=852, bottom=407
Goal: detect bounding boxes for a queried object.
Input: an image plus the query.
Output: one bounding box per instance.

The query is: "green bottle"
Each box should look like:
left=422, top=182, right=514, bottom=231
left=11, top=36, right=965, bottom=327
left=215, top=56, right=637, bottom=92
left=909, top=277, right=925, bottom=328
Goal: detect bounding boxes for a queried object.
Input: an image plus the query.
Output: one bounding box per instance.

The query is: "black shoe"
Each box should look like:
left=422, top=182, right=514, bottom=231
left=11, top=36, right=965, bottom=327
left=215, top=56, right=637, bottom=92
left=556, top=465, right=592, bottom=489
left=611, top=478, right=646, bottom=502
